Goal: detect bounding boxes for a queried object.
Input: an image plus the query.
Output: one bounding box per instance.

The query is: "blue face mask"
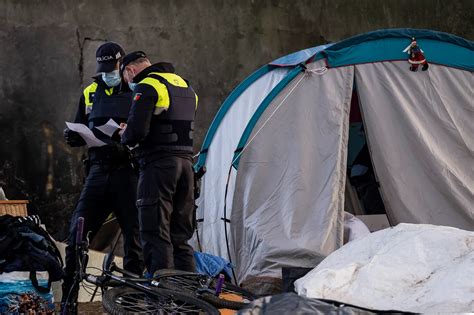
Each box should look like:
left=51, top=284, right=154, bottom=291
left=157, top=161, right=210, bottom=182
left=102, top=70, right=121, bottom=87
left=128, top=82, right=137, bottom=91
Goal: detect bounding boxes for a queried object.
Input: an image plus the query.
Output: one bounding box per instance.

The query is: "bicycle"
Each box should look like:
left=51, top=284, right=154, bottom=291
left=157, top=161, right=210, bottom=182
left=62, top=217, right=257, bottom=314
left=62, top=217, right=219, bottom=314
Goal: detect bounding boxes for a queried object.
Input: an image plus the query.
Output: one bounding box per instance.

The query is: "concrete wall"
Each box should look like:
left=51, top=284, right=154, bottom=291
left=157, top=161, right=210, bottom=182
left=0, top=0, right=473, bottom=238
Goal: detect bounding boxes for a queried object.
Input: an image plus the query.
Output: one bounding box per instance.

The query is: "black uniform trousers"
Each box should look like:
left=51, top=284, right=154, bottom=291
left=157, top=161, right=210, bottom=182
left=136, top=153, right=196, bottom=275
left=62, top=162, right=143, bottom=302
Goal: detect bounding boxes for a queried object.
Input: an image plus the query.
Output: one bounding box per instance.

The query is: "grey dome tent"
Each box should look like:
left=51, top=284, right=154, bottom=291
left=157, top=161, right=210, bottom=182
left=193, top=29, right=474, bottom=284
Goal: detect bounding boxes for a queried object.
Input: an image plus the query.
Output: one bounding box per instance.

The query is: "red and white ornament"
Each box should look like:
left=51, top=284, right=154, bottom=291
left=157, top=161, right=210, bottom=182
left=402, top=38, right=429, bottom=71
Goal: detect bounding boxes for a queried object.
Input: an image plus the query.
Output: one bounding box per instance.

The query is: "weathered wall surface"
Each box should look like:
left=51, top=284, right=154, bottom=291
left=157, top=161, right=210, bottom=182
left=0, top=0, right=473, bottom=238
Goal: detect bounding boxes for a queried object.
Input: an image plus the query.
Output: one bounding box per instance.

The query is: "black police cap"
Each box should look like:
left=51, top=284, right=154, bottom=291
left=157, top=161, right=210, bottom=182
left=96, top=42, right=125, bottom=73
left=120, top=51, right=147, bottom=74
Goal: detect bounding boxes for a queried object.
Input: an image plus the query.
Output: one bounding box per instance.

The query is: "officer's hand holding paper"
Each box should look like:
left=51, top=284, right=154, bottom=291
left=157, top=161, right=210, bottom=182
left=65, top=122, right=107, bottom=148
left=64, top=128, right=86, bottom=147
left=118, top=123, right=127, bottom=137
left=117, top=123, right=137, bottom=150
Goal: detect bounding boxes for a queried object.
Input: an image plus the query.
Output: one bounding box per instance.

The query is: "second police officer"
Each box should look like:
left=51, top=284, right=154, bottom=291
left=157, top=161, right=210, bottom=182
left=119, top=51, right=198, bottom=277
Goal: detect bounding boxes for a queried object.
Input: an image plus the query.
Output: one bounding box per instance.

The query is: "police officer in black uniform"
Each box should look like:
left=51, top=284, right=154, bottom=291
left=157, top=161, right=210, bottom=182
left=61, top=43, right=143, bottom=312
left=119, top=51, right=197, bottom=277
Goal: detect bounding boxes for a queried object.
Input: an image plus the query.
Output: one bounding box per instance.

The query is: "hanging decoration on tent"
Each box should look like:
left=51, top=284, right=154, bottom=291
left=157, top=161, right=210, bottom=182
left=403, top=37, right=429, bottom=72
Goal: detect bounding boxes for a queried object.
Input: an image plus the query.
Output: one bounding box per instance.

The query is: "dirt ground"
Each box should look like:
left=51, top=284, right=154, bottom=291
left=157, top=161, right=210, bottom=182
left=78, top=302, right=107, bottom=314
left=55, top=302, right=106, bottom=314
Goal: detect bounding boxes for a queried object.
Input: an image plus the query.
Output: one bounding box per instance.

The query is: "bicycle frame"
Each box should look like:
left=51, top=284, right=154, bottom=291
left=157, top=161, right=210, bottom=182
left=62, top=217, right=163, bottom=313
left=84, top=269, right=158, bottom=293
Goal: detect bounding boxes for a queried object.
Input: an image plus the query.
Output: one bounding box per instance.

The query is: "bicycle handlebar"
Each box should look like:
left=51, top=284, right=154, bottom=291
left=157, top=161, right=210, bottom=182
left=84, top=274, right=113, bottom=287
left=76, top=217, right=84, bottom=245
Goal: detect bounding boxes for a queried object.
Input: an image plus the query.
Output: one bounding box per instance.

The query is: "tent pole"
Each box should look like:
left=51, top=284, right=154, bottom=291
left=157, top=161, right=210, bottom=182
left=222, top=165, right=238, bottom=284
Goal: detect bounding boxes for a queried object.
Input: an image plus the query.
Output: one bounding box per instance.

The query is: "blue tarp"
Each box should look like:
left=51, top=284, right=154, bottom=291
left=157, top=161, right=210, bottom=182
left=194, top=251, right=233, bottom=279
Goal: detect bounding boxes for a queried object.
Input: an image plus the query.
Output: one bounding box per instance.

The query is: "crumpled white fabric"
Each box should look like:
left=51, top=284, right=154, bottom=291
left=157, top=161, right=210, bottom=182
left=295, top=223, right=474, bottom=313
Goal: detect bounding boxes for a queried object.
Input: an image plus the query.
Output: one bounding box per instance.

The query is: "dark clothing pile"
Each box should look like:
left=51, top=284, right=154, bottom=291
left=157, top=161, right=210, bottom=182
left=0, top=215, right=63, bottom=294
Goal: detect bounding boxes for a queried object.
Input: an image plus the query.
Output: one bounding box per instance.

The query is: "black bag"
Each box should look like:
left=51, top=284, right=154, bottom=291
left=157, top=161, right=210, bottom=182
left=0, top=215, right=64, bottom=293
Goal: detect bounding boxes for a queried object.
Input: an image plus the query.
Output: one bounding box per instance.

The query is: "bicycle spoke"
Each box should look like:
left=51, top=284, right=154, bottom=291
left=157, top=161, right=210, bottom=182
left=114, top=291, right=208, bottom=314
left=115, top=293, right=162, bottom=313
left=167, top=295, right=204, bottom=313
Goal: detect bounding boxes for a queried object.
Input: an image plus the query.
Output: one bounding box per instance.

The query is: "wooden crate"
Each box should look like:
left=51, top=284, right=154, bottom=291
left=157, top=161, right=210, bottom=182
left=0, top=200, right=28, bottom=217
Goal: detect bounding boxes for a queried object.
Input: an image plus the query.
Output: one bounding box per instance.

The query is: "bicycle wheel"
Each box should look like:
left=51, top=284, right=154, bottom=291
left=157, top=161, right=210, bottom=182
left=154, top=270, right=257, bottom=310
left=102, top=286, right=219, bottom=315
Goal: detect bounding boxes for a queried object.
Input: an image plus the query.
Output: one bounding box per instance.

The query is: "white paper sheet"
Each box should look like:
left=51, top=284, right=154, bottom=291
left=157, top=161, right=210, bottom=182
left=65, top=122, right=107, bottom=148
left=95, top=119, right=121, bottom=137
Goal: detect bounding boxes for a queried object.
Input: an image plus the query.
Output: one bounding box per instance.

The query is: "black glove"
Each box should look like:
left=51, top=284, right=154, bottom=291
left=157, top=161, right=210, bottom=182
left=64, top=128, right=86, bottom=147
left=111, top=128, right=122, bottom=142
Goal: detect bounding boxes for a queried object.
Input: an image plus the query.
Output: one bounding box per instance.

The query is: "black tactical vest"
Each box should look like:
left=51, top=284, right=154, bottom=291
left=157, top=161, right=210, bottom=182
left=87, top=84, right=132, bottom=129
left=143, top=73, right=197, bottom=153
